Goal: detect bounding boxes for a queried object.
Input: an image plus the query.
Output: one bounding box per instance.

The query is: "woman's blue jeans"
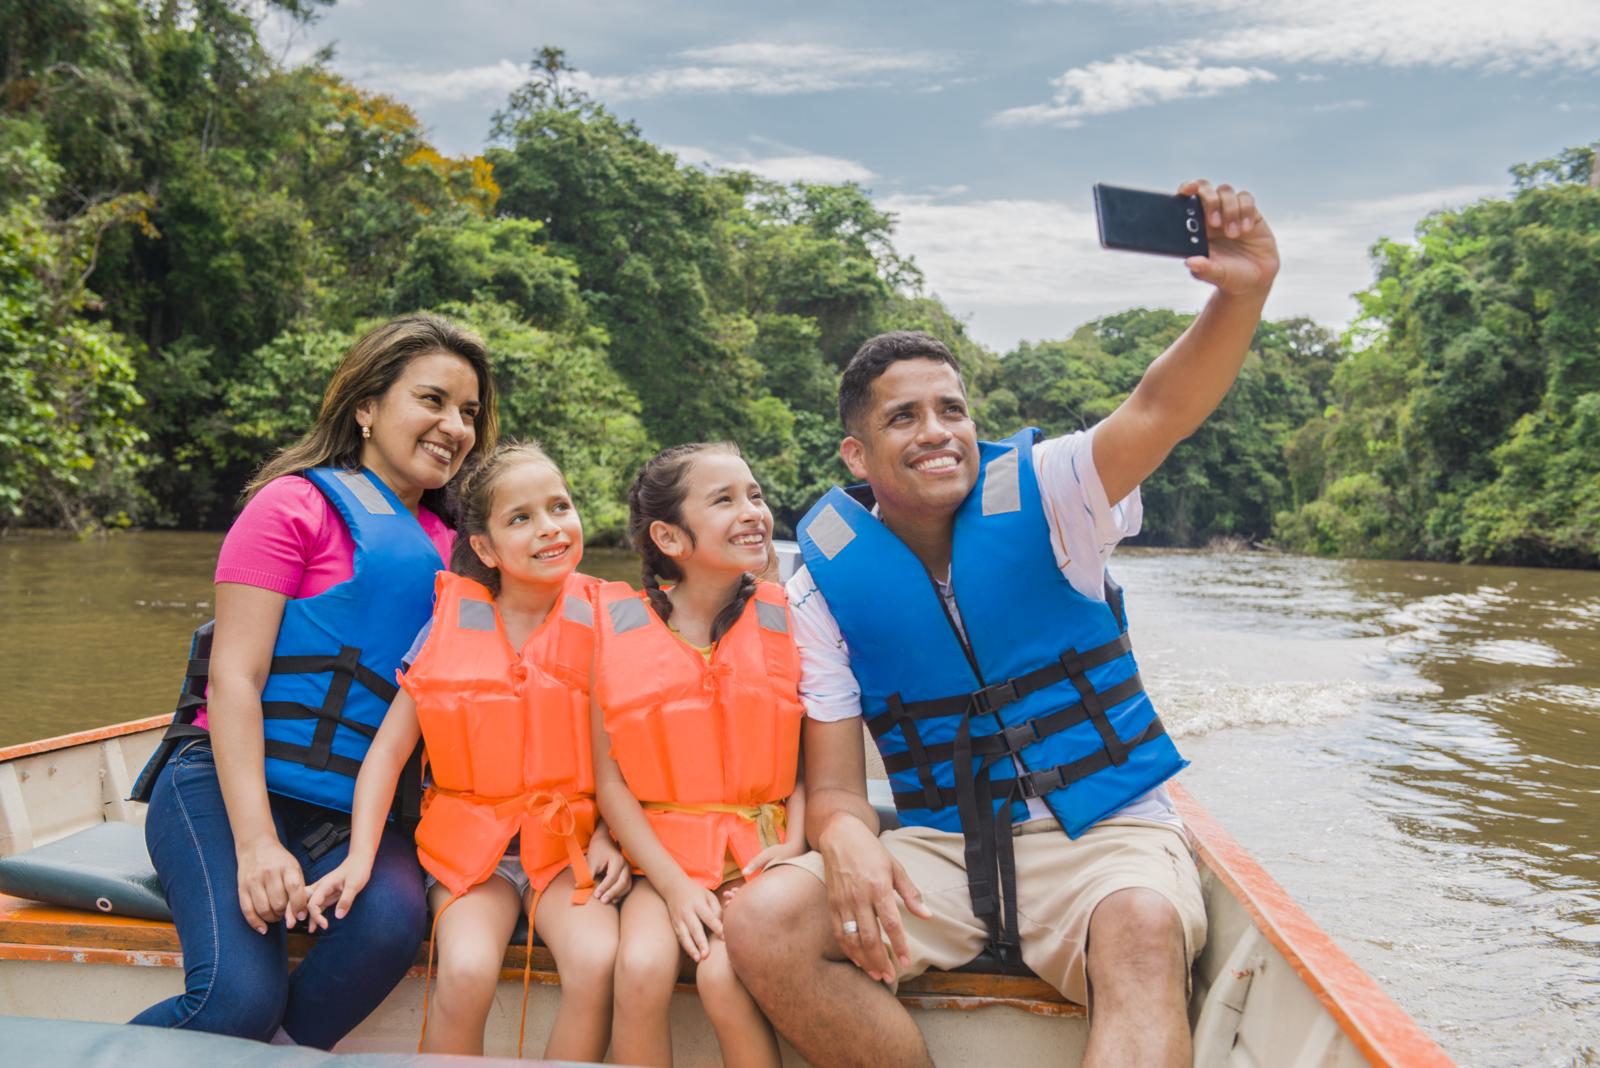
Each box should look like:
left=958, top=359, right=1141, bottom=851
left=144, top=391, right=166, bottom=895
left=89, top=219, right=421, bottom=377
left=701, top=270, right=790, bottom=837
left=129, top=740, right=426, bottom=1048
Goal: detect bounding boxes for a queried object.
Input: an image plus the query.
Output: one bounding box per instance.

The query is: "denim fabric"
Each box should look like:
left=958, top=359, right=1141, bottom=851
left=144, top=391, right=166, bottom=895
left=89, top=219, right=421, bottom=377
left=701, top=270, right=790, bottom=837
left=129, top=740, right=426, bottom=1048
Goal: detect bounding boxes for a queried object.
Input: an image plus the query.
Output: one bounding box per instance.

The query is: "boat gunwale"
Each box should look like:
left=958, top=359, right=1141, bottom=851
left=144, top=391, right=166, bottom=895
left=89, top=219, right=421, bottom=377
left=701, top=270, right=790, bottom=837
left=1170, top=782, right=1452, bottom=1068
left=0, top=714, right=171, bottom=763
left=0, top=719, right=1449, bottom=1059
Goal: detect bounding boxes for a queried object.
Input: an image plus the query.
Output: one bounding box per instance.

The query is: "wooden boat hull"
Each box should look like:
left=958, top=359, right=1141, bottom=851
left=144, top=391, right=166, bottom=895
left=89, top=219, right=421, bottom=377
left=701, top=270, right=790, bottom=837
left=0, top=718, right=1452, bottom=1066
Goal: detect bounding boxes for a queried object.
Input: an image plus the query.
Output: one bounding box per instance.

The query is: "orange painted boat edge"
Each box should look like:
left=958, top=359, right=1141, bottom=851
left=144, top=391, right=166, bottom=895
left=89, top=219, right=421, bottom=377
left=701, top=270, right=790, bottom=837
left=0, top=714, right=173, bottom=763
left=1171, top=782, right=1454, bottom=1068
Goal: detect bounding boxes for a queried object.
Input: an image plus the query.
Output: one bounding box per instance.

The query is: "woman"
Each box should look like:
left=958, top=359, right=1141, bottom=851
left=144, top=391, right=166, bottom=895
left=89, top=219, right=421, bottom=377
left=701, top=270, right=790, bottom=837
left=129, top=315, right=499, bottom=1047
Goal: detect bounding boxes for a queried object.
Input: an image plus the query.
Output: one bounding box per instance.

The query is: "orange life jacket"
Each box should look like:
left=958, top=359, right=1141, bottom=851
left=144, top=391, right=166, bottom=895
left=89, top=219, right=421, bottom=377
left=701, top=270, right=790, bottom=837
left=400, top=569, right=600, bottom=901
left=593, top=580, right=803, bottom=888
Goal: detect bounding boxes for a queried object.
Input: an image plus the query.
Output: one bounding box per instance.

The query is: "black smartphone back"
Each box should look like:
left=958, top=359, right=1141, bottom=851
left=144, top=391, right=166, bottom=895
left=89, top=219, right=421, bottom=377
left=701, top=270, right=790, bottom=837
left=1093, top=183, right=1207, bottom=258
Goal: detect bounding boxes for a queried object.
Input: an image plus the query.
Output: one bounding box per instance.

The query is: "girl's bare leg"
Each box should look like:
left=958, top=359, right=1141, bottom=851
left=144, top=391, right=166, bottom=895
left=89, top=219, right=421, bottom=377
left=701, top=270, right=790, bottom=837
left=697, top=934, right=783, bottom=1068
left=612, top=878, right=682, bottom=1068
left=423, top=877, right=523, bottom=1055
left=531, top=868, right=620, bottom=1062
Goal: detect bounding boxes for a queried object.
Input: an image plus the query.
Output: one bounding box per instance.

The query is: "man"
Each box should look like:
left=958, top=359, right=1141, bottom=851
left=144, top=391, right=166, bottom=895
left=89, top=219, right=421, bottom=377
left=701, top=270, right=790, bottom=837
left=724, top=180, right=1278, bottom=1067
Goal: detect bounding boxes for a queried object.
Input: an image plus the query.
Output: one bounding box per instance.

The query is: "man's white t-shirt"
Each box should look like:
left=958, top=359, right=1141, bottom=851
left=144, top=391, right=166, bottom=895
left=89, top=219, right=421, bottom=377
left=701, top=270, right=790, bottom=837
left=785, top=425, right=1180, bottom=829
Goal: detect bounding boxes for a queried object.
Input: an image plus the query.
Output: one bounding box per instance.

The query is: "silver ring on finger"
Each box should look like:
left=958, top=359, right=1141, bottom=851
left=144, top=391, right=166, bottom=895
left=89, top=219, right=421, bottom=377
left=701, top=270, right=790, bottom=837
left=841, top=919, right=860, bottom=936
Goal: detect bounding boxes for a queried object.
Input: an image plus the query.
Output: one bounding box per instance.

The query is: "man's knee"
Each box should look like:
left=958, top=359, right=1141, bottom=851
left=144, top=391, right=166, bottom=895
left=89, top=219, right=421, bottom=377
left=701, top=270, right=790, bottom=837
left=724, top=868, right=824, bottom=976
left=1087, top=888, right=1187, bottom=991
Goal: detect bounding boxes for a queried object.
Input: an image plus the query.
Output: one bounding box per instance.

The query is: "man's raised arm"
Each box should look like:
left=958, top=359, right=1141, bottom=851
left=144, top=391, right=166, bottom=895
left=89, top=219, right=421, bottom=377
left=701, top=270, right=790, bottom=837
left=1094, top=178, right=1280, bottom=505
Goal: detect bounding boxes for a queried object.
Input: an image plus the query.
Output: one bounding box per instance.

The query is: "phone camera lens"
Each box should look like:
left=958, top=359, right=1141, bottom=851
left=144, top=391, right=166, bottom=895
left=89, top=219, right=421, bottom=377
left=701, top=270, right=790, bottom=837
left=1185, top=217, right=1200, bottom=233
left=1187, top=206, right=1197, bottom=216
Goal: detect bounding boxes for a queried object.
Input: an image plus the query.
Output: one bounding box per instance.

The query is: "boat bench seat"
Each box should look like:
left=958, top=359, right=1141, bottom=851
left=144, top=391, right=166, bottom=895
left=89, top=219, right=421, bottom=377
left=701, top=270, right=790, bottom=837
left=0, top=820, right=1082, bottom=1018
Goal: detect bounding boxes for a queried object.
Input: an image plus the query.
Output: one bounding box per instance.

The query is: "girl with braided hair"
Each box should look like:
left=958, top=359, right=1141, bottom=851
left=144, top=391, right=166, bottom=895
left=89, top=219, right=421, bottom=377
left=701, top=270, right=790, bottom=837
left=591, top=442, right=806, bottom=1068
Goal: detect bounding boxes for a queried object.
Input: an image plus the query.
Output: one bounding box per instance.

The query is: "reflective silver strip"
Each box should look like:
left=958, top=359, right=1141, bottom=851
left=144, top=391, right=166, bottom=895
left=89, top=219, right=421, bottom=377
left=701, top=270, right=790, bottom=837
left=755, top=600, right=788, bottom=634
left=563, top=595, right=594, bottom=628
left=458, top=598, right=496, bottom=631
left=607, top=597, right=650, bottom=635
left=333, top=470, right=394, bottom=515
left=805, top=503, right=855, bottom=560
left=981, top=447, right=1021, bottom=516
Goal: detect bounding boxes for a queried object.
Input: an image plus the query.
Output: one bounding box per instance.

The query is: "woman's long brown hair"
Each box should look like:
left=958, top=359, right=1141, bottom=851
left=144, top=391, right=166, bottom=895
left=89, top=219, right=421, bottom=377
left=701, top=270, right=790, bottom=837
left=242, top=315, right=499, bottom=523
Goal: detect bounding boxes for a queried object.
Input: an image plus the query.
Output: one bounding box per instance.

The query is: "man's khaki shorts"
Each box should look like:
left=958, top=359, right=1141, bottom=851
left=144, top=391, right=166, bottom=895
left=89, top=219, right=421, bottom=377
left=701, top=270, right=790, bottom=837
left=777, top=817, right=1206, bottom=1006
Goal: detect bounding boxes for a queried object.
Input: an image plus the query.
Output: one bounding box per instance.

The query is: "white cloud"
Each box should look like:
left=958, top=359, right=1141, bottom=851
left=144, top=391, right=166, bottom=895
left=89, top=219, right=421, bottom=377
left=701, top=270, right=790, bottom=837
left=666, top=144, right=876, bottom=184
left=342, top=59, right=527, bottom=104
left=993, top=57, right=1276, bottom=126
left=1168, top=0, right=1600, bottom=73
left=999, top=0, right=1600, bottom=125
left=1311, top=99, right=1370, bottom=112
left=574, top=42, right=953, bottom=101
left=881, top=183, right=1504, bottom=352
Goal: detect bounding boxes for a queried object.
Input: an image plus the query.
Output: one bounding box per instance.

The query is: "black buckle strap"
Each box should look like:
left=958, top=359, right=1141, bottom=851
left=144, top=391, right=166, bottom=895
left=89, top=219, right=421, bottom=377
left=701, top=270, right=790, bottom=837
left=865, top=632, right=1134, bottom=734
left=891, top=715, right=1170, bottom=810
left=269, top=652, right=398, bottom=706
left=886, top=694, right=944, bottom=810
left=263, top=739, right=365, bottom=779
left=1015, top=718, right=1168, bottom=798
left=299, top=819, right=353, bottom=863
left=261, top=701, right=380, bottom=739
left=879, top=674, right=1145, bottom=775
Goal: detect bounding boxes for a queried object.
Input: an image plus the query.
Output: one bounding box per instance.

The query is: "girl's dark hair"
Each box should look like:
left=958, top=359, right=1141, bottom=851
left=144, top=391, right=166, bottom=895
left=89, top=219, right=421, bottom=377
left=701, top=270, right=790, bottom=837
left=627, top=441, right=757, bottom=644
left=243, top=314, right=500, bottom=524
left=449, top=441, right=566, bottom=596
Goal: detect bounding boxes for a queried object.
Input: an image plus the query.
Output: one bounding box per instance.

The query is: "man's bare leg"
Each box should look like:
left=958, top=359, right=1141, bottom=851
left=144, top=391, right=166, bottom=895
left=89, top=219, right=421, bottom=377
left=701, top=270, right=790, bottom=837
left=1082, top=888, right=1191, bottom=1068
left=725, top=867, right=932, bottom=1068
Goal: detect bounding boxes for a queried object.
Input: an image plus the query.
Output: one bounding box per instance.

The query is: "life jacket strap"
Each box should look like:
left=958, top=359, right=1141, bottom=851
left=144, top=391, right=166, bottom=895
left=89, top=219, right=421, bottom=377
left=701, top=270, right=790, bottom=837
left=950, top=717, right=1022, bottom=961
left=879, top=673, right=1145, bottom=775
left=640, top=800, right=788, bottom=850
left=884, top=694, right=944, bottom=810
left=1011, top=719, right=1168, bottom=800
left=261, top=739, right=365, bottom=779
left=889, top=715, right=1171, bottom=811
left=866, top=632, right=1134, bottom=733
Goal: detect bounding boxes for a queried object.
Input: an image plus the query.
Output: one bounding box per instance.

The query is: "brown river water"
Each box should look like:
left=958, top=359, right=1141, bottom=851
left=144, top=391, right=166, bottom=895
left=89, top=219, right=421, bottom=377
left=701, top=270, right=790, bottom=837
left=1, top=533, right=1596, bottom=1065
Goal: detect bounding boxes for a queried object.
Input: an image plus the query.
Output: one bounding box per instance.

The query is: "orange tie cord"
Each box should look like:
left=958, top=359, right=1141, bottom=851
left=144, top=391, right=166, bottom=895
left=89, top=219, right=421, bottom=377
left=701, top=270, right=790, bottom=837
left=415, top=789, right=598, bottom=1057
left=417, top=889, right=464, bottom=1052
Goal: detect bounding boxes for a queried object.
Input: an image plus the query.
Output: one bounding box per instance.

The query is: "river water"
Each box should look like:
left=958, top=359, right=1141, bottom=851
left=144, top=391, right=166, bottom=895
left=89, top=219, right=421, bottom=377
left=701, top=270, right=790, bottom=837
left=1, top=534, right=1596, bottom=1065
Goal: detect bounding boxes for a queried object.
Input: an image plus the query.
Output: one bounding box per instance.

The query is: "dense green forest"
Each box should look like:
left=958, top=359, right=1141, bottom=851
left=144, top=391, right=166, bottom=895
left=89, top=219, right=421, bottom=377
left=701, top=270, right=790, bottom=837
left=3, top=2, right=1597, bottom=566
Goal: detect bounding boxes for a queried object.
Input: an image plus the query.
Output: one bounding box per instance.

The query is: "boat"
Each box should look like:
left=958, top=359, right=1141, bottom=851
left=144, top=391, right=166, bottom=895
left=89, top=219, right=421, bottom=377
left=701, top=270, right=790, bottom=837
left=0, top=714, right=1453, bottom=1066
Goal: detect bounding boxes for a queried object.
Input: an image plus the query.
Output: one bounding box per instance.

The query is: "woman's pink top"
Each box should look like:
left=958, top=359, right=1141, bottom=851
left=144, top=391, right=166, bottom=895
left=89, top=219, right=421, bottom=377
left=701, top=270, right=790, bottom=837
left=194, top=475, right=453, bottom=729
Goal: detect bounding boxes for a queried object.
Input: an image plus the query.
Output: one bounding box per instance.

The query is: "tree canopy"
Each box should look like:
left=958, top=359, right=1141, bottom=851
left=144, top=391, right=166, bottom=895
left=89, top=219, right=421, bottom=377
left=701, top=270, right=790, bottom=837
left=3, top=3, right=1595, bottom=566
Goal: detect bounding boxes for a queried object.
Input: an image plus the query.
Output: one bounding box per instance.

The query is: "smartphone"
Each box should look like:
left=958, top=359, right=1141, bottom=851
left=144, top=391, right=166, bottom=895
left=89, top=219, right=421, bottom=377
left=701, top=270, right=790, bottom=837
left=1093, top=183, right=1207, bottom=258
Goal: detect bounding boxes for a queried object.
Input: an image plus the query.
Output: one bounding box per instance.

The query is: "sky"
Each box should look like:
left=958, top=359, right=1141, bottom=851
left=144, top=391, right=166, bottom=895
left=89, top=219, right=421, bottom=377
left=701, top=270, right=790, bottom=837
left=266, top=0, right=1600, bottom=354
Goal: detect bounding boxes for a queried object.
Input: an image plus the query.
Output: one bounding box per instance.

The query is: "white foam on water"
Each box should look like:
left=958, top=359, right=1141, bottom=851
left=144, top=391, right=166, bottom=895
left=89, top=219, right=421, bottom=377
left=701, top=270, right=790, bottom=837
left=1149, top=675, right=1440, bottom=737
left=1466, top=639, right=1570, bottom=667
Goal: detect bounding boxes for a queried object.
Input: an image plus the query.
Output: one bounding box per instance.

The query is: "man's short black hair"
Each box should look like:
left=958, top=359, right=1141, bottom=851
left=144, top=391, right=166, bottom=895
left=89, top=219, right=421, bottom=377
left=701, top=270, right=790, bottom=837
left=838, top=331, right=964, bottom=435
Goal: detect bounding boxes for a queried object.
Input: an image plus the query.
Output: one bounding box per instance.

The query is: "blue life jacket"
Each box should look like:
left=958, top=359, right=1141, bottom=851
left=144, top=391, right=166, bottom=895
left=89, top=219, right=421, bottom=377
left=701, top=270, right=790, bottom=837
left=131, top=467, right=441, bottom=816
left=796, top=427, right=1186, bottom=953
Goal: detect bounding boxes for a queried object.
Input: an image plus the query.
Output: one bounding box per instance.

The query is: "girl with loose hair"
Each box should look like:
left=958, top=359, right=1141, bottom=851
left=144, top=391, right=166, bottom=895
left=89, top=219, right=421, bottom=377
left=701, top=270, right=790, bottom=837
left=591, top=442, right=806, bottom=1068
left=131, top=314, right=493, bottom=1047
left=306, top=442, right=629, bottom=1059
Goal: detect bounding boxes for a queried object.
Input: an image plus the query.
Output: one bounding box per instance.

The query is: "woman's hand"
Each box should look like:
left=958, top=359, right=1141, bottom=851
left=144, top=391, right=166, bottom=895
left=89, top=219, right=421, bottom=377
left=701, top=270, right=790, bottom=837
left=587, top=830, right=632, bottom=904
left=235, top=834, right=307, bottom=935
left=303, top=857, right=373, bottom=931
left=663, top=875, right=723, bottom=962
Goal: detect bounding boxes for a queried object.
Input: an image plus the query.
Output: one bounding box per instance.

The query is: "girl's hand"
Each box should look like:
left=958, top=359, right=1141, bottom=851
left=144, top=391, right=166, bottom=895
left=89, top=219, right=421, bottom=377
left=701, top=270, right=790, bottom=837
left=740, top=838, right=806, bottom=879
left=236, top=835, right=307, bottom=935
left=304, top=858, right=373, bottom=931
left=663, top=876, right=722, bottom=962
left=587, top=833, right=632, bottom=904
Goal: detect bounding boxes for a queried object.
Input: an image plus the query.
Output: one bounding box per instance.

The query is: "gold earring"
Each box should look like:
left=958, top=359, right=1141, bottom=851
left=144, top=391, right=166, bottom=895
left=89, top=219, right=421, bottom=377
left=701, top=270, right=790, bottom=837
left=360, top=425, right=371, bottom=440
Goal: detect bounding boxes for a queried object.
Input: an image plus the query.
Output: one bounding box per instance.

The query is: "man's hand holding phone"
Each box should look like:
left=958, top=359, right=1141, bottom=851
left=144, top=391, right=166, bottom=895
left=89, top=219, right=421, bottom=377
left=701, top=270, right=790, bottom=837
left=1094, top=179, right=1278, bottom=300
left=1177, top=179, right=1277, bottom=298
